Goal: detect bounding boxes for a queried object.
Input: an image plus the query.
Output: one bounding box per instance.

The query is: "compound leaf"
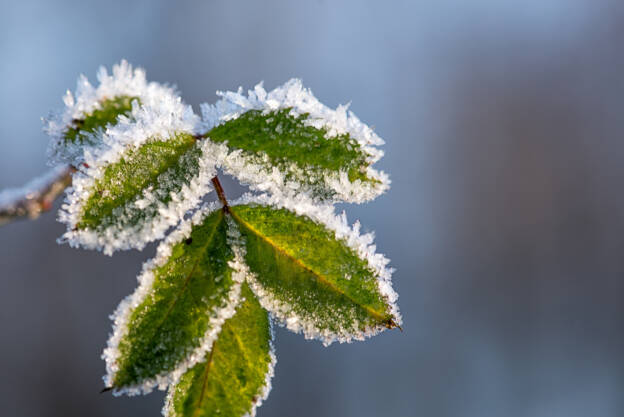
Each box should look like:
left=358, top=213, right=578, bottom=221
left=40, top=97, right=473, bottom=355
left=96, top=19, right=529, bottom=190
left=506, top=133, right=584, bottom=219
left=230, top=202, right=399, bottom=345
left=103, top=208, right=242, bottom=394
left=165, top=283, right=274, bottom=417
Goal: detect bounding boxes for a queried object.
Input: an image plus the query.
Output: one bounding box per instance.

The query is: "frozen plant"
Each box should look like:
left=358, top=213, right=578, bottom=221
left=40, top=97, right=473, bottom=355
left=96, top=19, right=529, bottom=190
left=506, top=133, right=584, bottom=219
left=0, top=61, right=402, bottom=417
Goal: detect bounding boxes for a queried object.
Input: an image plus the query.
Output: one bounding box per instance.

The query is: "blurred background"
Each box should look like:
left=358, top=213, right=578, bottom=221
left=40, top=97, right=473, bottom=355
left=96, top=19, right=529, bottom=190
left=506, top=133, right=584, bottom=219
left=1, top=1, right=623, bottom=416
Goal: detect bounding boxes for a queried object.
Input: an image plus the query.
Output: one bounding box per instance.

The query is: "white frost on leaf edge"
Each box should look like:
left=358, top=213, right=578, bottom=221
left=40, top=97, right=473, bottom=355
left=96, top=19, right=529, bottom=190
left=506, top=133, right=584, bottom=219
left=200, top=140, right=389, bottom=204
left=198, top=79, right=390, bottom=203
left=57, top=98, right=212, bottom=255
left=45, top=60, right=181, bottom=166
left=102, top=203, right=246, bottom=396
left=162, top=276, right=277, bottom=417
left=247, top=316, right=276, bottom=417
left=162, top=217, right=275, bottom=417
left=221, top=218, right=277, bottom=417
left=231, top=193, right=402, bottom=346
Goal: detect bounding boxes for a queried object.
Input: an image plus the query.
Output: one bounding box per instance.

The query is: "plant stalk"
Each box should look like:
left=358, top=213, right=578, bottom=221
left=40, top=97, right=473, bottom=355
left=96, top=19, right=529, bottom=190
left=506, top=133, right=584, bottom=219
left=0, top=165, right=75, bottom=226
left=211, top=176, right=230, bottom=213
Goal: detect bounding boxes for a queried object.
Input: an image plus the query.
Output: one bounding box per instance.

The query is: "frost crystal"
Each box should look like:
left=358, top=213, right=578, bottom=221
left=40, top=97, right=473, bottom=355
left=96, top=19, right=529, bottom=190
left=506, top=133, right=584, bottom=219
left=162, top=219, right=276, bottom=417
left=2, top=61, right=402, bottom=416
left=199, top=79, right=390, bottom=203
left=103, top=203, right=245, bottom=395
left=56, top=94, right=215, bottom=255
left=252, top=318, right=277, bottom=416
left=232, top=193, right=401, bottom=345
left=45, top=60, right=182, bottom=166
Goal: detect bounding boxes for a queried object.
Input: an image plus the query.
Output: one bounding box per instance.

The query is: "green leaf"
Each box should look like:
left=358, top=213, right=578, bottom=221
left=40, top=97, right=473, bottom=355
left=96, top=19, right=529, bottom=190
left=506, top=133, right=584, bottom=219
left=205, top=108, right=387, bottom=202
left=230, top=203, right=398, bottom=344
left=61, top=133, right=214, bottom=254
left=165, top=283, right=274, bottom=417
left=77, top=133, right=196, bottom=229
left=65, top=95, right=137, bottom=144
left=104, top=209, right=241, bottom=392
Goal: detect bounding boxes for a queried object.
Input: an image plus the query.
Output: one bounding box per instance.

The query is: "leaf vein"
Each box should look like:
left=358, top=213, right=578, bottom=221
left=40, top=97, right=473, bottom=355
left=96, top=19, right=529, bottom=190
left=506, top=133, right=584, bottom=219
left=144, top=211, right=224, bottom=352
left=230, top=210, right=389, bottom=323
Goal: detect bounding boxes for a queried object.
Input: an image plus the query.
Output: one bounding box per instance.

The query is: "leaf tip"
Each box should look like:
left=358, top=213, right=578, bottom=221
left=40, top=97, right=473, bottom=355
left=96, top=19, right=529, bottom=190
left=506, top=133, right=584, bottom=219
left=388, top=318, right=403, bottom=332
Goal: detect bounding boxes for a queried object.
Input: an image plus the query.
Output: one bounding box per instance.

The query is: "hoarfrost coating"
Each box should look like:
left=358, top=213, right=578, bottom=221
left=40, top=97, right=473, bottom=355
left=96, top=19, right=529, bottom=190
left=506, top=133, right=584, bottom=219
left=56, top=97, right=212, bottom=255
left=79, top=90, right=199, bottom=170
left=45, top=60, right=184, bottom=166
left=162, top=219, right=277, bottom=417
left=199, top=79, right=390, bottom=203
left=200, top=79, right=384, bottom=152
left=162, top=340, right=276, bottom=417
left=230, top=193, right=401, bottom=345
left=20, top=60, right=399, bottom=414
left=102, top=203, right=245, bottom=396
left=202, top=141, right=389, bottom=204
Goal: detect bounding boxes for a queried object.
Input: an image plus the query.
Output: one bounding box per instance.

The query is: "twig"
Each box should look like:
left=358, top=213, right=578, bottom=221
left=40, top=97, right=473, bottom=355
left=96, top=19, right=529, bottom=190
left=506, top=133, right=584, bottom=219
left=0, top=165, right=75, bottom=226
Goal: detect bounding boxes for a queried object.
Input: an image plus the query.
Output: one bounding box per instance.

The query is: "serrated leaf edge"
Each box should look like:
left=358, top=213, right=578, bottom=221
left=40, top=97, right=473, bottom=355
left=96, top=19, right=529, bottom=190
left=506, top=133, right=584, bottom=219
left=199, top=79, right=384, bottom=154
left=162, top=299, right=277, bottom=417
left=102, top=203, right=246, bottom=395
left=45, top=60, right=182, bottom=166
left=230, top=193, right=401, bottom=345
left=162, top=218, right=275, bottom=417
left=58, top=134, right=217, bottom=255
left=202, top=140, right=390, bottom=204
left=247, top=318, right=277, bottom=417
left=198, top=79, right=389, bottom=203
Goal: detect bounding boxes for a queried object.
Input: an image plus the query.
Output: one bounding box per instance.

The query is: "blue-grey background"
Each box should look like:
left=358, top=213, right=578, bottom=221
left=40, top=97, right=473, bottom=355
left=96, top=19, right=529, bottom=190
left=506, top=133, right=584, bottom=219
left=1, top=1, right=623, bottom=416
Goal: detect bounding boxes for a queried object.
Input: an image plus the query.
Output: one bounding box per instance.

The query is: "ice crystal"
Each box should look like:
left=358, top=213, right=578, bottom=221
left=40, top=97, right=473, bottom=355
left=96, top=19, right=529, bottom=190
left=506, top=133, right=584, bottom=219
left=57, top=96, right=211, bottom=255
left=45, top=60, right=182, bottom=166
left=230, top=193, right=401, bottom=345
left=199, top=79, right=390, bottom=203
left=1, top=61, right=402, bottom=417
left=102, top=203, right=245, bottom=395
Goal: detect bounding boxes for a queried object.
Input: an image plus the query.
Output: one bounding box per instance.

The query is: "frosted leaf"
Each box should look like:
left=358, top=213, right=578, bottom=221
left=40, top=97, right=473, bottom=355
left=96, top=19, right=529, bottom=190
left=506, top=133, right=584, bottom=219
left=198, top=79, right=390, bottom=203
left=102, top=204, right=246, bottom=395
left=229, top=193, right=401, bottom=346
left=3, top=60, right=405, bottom=417
left=163, top=283, right=275, bottom=417
left=57, top=97, right=214, bottom=255
left=44, top=60, right=182, bottom=166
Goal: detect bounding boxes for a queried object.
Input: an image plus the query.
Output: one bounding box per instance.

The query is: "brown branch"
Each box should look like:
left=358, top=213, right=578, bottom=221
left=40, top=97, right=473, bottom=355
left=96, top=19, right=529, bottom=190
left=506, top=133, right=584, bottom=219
left=0, top=165, right=75, bottom=226
left=211, top=176, right=230, bottom=213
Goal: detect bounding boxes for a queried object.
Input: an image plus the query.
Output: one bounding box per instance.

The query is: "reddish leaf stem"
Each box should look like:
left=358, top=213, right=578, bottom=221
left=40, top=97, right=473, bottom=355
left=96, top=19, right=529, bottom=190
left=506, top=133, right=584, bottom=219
left=211, top=176, right=230, bottom=213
